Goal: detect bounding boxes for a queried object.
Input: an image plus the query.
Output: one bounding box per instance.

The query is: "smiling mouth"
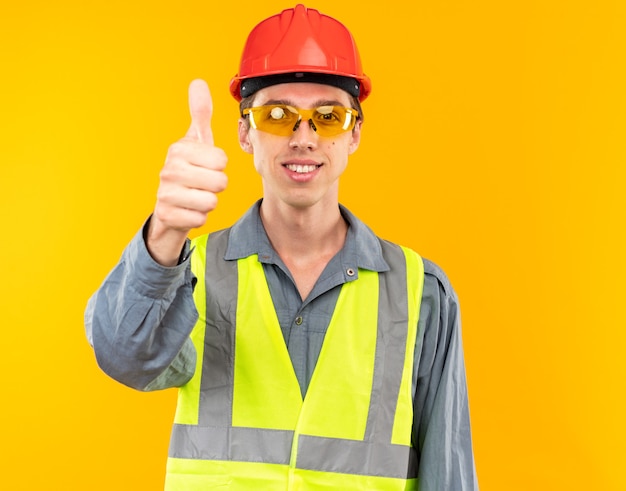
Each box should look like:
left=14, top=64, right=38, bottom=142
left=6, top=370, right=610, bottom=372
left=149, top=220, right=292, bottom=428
left=284, top=164, right=320, bottom=173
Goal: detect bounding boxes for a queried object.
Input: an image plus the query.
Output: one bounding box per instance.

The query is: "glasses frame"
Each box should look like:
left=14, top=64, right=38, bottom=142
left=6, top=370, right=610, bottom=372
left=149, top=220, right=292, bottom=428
left=243, top=104, right=359, bottom=137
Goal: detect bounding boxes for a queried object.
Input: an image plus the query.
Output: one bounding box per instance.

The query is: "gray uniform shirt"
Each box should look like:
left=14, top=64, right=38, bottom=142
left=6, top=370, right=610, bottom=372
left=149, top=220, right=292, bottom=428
left=85, top=201, right=478, bottom=490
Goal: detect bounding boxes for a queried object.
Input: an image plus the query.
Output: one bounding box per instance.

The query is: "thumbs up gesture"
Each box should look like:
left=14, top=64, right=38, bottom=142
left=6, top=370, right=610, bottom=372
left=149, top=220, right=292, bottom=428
left=186, top=78, right=218, bottom=145
left=147, top=79, right=228, bottom=266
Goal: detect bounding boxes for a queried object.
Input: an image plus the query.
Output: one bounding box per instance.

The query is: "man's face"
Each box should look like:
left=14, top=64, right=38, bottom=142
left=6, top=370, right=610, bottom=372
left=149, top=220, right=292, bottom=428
left=238, top=82, right=361, bottom=211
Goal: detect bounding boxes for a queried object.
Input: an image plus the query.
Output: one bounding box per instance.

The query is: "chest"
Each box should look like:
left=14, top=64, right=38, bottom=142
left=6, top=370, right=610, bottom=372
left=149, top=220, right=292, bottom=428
left=262, top=261, right=344, bottom=396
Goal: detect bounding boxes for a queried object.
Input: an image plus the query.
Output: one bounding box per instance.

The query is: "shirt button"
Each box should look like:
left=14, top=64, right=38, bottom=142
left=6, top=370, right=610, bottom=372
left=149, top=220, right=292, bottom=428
left=346, top=268, right=356, bottom=277
left=295, top=316, right=303, bottom=326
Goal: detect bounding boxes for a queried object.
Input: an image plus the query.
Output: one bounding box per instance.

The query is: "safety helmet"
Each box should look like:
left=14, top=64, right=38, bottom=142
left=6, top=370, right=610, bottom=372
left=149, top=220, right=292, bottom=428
left=229, top=4, right=372, bottom=102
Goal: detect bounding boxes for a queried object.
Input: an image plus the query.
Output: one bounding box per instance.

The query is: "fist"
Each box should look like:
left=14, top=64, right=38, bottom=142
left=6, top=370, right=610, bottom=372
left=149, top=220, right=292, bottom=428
left=154, top=79, right=228, bottom=232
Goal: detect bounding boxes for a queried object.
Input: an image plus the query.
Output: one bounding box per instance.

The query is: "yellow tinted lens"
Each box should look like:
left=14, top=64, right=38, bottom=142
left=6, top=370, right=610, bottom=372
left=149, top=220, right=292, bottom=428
left=243, top=105, right=358, bottom=137
left=244, top=105, right=299, bottom=136
left=311, top=106, right=357, bottom=136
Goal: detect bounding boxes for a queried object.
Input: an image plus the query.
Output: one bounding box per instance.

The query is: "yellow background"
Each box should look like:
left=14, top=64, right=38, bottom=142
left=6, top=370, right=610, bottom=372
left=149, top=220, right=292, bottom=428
left=1, top=0, right=624, bottom=489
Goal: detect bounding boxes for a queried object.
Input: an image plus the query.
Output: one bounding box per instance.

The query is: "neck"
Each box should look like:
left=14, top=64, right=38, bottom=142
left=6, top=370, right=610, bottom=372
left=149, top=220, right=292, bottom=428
left=259, top=199, right=347, bottom=260
left=259, top=199, right=348, bottom=300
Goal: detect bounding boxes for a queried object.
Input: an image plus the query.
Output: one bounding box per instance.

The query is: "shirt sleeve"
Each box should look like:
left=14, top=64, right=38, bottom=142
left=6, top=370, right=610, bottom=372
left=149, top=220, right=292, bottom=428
left=84, top=220, right=198, bottom=391
left=412, top=259, right=479, bottom=490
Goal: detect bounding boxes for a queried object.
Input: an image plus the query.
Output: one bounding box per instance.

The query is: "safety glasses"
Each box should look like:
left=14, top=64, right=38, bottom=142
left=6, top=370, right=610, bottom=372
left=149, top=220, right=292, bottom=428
left=243, top=104, right=359, bottom=137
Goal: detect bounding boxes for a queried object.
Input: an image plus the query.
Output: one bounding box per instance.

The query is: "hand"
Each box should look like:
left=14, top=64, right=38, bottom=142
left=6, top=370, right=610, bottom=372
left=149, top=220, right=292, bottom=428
left=147, top=79, right=228, bottom=265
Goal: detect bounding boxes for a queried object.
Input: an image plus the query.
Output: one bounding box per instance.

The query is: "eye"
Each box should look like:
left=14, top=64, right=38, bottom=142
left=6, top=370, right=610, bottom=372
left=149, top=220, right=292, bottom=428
left=315, top=106, right=340, bottom=123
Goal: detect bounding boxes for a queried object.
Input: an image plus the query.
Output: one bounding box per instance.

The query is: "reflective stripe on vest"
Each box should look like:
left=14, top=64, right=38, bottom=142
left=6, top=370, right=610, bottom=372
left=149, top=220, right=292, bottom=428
left=165, top=229, right=424, bottom=491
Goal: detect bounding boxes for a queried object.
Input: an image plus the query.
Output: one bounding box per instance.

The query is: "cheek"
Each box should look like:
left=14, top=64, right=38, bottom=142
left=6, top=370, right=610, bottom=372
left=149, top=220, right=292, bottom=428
left=252, top=154, right=266, bottom=174
left=325, top=137, right=350, bottom=154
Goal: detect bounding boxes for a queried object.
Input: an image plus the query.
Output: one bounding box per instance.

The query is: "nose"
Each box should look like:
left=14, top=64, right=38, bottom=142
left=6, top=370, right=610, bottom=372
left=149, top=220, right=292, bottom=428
left=289, top=118, right=318, bottom=150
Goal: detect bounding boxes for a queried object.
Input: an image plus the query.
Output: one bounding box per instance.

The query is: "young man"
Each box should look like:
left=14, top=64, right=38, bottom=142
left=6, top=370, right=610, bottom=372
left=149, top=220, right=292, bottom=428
left=85, top=4, right=478, bottom=490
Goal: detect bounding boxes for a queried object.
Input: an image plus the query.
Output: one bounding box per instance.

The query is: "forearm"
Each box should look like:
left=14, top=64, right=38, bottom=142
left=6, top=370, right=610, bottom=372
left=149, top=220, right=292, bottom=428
left=85, top=223, right=198, bottom=391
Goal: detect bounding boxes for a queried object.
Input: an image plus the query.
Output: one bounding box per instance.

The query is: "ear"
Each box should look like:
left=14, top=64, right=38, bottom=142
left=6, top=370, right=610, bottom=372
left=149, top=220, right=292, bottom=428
left=238, top=118, right=254, bottom=154
left=348, top=120, right=362, bottom=155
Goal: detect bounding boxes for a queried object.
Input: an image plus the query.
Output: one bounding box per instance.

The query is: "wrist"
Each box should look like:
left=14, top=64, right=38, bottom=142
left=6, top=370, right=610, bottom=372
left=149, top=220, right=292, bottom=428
left=145, top=216, right=189, bottom=267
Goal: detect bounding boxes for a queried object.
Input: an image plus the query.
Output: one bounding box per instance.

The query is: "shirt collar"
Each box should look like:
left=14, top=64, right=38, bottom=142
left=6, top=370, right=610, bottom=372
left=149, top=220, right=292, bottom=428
left=224, top=199, right=389, bottom=273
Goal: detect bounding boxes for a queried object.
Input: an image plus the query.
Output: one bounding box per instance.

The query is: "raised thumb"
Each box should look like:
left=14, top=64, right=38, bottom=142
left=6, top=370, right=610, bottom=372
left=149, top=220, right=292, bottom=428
left=186, top=79, right=214, bottom=145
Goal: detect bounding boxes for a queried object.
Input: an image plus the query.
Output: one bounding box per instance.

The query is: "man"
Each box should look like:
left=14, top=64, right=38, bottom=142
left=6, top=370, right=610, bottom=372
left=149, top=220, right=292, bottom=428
left=85, top=4, right=478, bottom=490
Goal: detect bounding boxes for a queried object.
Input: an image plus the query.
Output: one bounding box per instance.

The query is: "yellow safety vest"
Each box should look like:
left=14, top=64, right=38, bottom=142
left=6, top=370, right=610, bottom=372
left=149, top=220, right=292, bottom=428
left=165, top=229, right=424, bottom=490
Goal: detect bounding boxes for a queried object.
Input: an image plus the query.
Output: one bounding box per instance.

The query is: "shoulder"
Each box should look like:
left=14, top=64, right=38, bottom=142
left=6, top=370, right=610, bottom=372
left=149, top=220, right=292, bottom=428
left=190, top=227, right=231, bottom=249
left=378, top=239, right=457, bottom=300
left=422, top=257, right=457, bottom=303
left=189, top=228, right=233, bottom=274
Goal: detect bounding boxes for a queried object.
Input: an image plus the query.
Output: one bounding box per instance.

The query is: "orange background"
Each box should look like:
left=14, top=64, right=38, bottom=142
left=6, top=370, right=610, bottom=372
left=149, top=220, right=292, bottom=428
left=1, top=1, right=625, bottom=489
